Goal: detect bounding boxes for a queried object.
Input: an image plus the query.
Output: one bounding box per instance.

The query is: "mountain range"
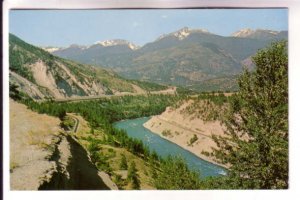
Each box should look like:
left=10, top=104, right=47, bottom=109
left=49, top=27, right=287, bottom=90
left=9, top=34, right=167, bottom=100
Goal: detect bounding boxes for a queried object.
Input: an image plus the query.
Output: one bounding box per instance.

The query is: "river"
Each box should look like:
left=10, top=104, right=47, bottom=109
left=114, top=117, right=226, bottom=178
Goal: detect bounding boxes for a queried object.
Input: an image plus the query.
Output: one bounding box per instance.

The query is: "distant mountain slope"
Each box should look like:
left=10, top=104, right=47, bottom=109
left=231, top=28, right=288, bottom=40
left=52, top=40, right=136, bottom=68
left=9, top=34, right=166, bottom=100
left=188, top=75, right=239, bottom=92
left=50, top=27, right=287, bottom=91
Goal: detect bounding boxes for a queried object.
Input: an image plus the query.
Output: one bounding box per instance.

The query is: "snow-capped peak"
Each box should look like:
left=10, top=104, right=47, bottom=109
left=156, top=27, right=211, bottom=41
left=256, top=29, right=279, bottom=35
left=231, top=28, right=254, bottom=37
left=231, top=28, right=279, bottom=38
left=94, top=39, right=139, bottom=50
left=173, top=27, right=191, bottom=40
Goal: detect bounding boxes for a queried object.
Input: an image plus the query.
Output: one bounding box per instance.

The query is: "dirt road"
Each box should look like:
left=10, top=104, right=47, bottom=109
left=44, top=87, right=177, bottom=103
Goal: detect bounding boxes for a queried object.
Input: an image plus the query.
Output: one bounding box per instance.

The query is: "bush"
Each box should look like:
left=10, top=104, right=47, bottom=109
left=119, top=154, right=128, bottom=170
left=127, top=161, right=140, bottom=189
left=188, top=134, right=198, bottom=146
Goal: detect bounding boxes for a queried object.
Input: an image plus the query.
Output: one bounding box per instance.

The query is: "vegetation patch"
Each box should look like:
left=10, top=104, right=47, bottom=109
left=60, top=116, right=75, bottom=131
left=162, top=129, right=172, bottom=137
left=26, top=130, right=48, bottom=148
left=188, top=134, right=198, bottom=146
left=10, top=161, right=19, bottom=173
left=181, top=93, right=230, bottom=122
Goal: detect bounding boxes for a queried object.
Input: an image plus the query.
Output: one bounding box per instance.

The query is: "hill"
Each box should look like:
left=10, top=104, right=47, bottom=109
left=9, top=34, right=167, bottom=100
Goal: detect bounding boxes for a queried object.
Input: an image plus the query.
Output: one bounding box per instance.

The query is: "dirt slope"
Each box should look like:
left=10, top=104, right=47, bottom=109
left=10, top=99, right=111, bottom=190
left=143, top=99, right=226, bottom=166
left=10, top=99, right=60, bottom=190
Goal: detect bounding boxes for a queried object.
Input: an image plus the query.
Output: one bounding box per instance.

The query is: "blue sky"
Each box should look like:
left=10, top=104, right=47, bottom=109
left=9, top=9, right=288, bottom=47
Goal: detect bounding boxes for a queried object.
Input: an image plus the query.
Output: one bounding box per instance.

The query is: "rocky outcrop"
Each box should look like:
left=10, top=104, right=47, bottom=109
left=38, top=135, right=111, bottom=190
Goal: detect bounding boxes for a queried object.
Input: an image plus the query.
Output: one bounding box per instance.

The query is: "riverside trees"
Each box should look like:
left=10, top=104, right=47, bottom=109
left=154, top=156, right=201, bottom=189
left=209, top=41, right=288, bottom=189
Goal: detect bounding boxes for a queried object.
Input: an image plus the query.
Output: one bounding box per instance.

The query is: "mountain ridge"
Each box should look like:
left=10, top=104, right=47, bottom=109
left=231, top=28, right=287, bottom=40
left=41, top=27, right=287, bottom=51
left=9, top=34, right=168, bottom=100
left=24, top=27, right=287, bottom=92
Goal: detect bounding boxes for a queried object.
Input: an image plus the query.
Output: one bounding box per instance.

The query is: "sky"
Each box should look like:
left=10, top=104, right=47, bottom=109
left=9, top=9, right=288, bottom=47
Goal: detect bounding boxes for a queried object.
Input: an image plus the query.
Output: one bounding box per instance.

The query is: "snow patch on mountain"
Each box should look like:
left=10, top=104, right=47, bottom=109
left=231, top=28, right=279, bottom=38
left=173, top=27, right=191, bottom=40
left=156, top=27, right=211, bottom=41
left=231, top=28, right=254, bottom=37
left=94, top=39, right=139, bottom=50
left=42, top=47, right=63, bottom=53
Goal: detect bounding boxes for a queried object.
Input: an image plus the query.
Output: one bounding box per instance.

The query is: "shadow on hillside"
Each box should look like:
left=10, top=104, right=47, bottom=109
left=39, top=135, right=110, bottom=190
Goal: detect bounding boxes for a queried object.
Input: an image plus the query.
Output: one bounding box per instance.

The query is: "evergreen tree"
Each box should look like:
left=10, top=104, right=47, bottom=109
left=58, top=109, right=66, bottom=121
left=119, top=154, right=128, bottom=170
left=154, top=156, right=201, bottom=189
left=9, top=83, right=22, bottom=100
left=127, top=161, right=140, bottom=189
left=210, top=41, right=288, bottom=189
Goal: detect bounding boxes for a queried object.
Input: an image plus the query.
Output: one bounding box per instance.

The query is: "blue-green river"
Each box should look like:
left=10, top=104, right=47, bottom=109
left=114, top=117, right=227, bottom=178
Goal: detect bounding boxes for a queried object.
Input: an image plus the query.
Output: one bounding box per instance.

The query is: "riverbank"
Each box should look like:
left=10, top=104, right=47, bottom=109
left=143, top=101, right=228, bottom=168
left=114, top=117, right=226, bottom=177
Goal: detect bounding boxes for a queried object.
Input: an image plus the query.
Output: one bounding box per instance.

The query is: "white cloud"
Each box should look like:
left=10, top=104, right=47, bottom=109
left=161, top=15, right=168, bottom=19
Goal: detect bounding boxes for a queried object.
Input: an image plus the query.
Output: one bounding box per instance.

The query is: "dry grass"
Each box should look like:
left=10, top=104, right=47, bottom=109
left=26, top=130, right=48, bottom=148
left=10, top=99, right=61, bottom=190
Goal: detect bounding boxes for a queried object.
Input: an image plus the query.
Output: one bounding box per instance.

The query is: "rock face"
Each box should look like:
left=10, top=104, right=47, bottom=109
left=10, top=100, right=111, bottom=190
left=38, top=135, right=111, bottom=190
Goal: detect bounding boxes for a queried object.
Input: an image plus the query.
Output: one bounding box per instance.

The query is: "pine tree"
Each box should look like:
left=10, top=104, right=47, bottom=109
left=9, top=83, right=22, bottom=100
left=210, top=41, right=288, bottom=189
left=154, top=156, right=200, bottom=189
left=127, top=161, right=140, bottom=189
left=119, top=154, right=128, bottom=170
